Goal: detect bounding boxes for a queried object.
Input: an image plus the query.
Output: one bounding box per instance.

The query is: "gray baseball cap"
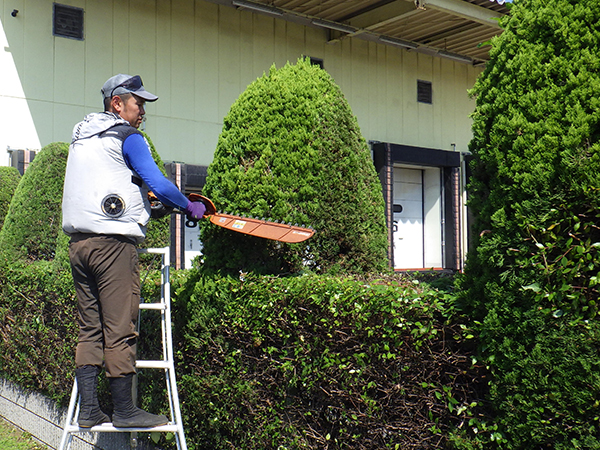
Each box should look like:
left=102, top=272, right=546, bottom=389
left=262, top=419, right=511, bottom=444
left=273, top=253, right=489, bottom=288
left=101, top=74, right=158, bottom=102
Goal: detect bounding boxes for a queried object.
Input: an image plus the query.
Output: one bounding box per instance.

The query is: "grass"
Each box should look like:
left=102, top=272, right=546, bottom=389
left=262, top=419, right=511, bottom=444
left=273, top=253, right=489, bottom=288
left=0, top=418, right=46, bottom=450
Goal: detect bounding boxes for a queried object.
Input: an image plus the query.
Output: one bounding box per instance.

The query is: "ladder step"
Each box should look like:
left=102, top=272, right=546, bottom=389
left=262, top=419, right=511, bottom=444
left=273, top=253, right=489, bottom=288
left=136, top=360, right=172, bottom=369
left=139, top=302, right=166, bottom=310
left=65, top=423, right=179, bottom=433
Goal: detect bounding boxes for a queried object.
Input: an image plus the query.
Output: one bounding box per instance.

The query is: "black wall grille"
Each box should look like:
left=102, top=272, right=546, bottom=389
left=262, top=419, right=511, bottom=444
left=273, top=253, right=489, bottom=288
left=53, top=4, right=84, bottom=40
left=309, top=57, right=324, bottom=69
left=417, top=80, right=432, bottom=104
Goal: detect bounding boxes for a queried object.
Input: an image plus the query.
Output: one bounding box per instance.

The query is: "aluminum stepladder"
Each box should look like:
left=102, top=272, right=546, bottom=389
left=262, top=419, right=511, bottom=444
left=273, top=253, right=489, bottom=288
left=58, top=247, right=187, bottom=450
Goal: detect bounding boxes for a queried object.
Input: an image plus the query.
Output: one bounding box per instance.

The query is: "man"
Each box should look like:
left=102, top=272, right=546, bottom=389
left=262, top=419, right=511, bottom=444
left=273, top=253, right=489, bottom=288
left=62, top=74, right=206, bottom=428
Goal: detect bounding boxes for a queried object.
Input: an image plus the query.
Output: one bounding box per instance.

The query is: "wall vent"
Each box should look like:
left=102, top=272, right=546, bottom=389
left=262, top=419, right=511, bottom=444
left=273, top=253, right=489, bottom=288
left=53, top=4, right=84, bottom=40
left=308, top=56, right=324, bottom=69
left=417, top=80, right=432, bottom=104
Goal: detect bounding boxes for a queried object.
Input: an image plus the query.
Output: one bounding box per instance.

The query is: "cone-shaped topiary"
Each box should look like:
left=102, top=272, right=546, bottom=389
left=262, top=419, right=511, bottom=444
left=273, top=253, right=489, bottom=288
left=0, top=142, right=69, bottom=264
left=457, top=1, right=600, bottom=447
left=200, top=58, right=389, bottom=275
left=0, top=166, right=21, bottom=231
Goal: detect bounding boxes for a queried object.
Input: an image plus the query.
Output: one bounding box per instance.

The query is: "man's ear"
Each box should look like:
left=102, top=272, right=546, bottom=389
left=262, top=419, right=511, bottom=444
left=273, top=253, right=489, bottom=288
left=110, top=95, right=123, bottom=113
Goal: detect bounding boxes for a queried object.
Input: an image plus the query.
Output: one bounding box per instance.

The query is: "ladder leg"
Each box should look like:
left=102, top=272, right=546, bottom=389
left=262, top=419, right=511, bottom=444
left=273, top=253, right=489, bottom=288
left=58, top=380, right=78, bottom=450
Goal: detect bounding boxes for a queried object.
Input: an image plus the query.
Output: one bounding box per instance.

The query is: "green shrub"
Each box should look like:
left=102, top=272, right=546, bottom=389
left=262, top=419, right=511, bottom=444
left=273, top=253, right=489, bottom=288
left=0, top=143, right=68, bottom=264
left=0, top=260, right=77, bottom=404
left=457, top=0, right=600, bottom=448
left=0, top=166, right=20, bottom=231
left=200, top=58, right=389, bottom=276
left=162, top=272, right=488, bottom=450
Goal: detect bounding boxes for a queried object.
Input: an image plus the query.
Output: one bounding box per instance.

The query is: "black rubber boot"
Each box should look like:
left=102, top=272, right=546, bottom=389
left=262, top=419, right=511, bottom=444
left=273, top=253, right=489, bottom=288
left=75, top=366, right=110, bottom=428
left=109, top=374, right=168, bottom=428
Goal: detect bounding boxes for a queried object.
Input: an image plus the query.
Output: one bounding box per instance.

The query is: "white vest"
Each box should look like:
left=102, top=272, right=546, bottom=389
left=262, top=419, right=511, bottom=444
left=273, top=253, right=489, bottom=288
left=62, top=113, right=151, bottom=243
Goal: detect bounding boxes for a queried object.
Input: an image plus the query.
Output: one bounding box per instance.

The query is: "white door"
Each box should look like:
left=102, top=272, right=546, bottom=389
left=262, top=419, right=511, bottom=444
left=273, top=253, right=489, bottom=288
left=393, top=168, right=424, bottom=269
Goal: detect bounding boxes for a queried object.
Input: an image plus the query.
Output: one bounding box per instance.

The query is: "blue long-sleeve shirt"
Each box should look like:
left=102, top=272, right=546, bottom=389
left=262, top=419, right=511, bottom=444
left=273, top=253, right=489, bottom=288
left=122, top=133, right=189, bottom=210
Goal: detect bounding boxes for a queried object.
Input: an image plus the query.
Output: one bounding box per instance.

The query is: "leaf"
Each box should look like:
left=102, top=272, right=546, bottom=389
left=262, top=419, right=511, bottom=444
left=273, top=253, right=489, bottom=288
left=523, top=283, right=541, bottom=293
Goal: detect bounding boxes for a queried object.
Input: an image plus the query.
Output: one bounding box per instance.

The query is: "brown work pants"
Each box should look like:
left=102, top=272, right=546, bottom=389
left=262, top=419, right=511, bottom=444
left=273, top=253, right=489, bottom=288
left=69, top=234, right=140, bottom=378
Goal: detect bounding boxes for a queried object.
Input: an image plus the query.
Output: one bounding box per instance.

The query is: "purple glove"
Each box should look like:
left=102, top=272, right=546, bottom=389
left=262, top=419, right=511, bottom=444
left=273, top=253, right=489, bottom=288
left=184, top=200, right=206, bottom=221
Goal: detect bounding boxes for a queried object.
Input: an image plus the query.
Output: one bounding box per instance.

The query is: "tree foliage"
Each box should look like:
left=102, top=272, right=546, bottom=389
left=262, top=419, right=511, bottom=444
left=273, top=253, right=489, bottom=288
left=200, top=58, right=389, bottom=275
left=0, top=166, right=21, bottom=231
left=0, top=142, right=68, bottom=264
left=457, top=1, right=600, bottom=448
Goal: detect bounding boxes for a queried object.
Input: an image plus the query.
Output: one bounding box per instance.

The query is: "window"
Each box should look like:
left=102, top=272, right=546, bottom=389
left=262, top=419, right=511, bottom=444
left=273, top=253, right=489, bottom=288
left=53, top=3, right=84, bottom=40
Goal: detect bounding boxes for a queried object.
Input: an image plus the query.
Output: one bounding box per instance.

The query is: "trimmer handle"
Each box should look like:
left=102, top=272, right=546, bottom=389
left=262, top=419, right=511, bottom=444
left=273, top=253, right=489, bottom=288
left=185, top=193, right=217, bottom=227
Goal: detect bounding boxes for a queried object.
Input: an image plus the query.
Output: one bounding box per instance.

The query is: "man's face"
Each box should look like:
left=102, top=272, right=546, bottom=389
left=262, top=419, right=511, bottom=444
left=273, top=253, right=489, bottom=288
left=115, top=94, right=146, bottom=129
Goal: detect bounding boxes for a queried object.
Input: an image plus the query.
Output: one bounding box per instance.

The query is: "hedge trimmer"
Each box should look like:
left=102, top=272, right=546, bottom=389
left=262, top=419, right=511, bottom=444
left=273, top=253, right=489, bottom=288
left=149, top=192, right=315, bottom=243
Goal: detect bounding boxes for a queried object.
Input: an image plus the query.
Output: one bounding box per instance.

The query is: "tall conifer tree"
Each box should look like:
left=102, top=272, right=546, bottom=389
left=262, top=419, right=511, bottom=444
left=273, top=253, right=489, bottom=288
left=458, top=1, right=600, bottom=447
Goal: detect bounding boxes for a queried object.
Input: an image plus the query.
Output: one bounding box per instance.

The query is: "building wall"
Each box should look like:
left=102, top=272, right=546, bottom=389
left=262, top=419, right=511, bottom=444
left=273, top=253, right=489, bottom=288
left=1, top=0, right=482, bottom=167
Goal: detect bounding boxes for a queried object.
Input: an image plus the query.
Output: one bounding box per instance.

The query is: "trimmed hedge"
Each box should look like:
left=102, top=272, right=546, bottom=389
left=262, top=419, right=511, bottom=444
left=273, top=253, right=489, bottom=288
left=0, top=259, right=490, bottom=448
left=200, top=58, right=389, bottom=276
left=149, top=272, right=488, bottom=450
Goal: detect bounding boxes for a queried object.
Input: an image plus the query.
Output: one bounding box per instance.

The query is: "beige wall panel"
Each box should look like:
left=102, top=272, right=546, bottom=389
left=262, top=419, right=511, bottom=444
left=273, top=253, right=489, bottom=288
left=53, top=102, right=86, bottom=143
left=155, top=0, right=172, bottom=121
left=195, top=121, right=222, bottom=162
left=430, top=57, right=443, bottom=148
left=84, top=1, right=114, bottom=109
left=285, top=20, right=305, bottom=65
left=439, top=58, right=459, bottom=150
left=2, top=0, right=482, bottom=165
left=54, top=37, right=85, bottom=108
left=239, top=14, right=254, bottom=86
left=22, top=0, right=52, bottom=102
left=217, top=6, right=241, bottom=122
left=304, top=26, right=324, bottom=63
left=273, top=20, right=288, bottom=67
left=251, top=14, right=276, bottom=79
left=347, top=38, right=370, bottom=138
left=112, top=1, right=130, bottom=72
left=170, top=0, right=195, bottom=120
left=416, top=53, right=434, bottom=148
left=28, top=100, right=55, bottom=145
left=3, top=0, right=25, bottom=86
left=371, top=42, right=388, bottom=139
left=457, top=64, right=478, bottom=152
left=385, top=47, right=404, bottom=141
left=194, top=2, right=219, bottom=125
left=401, top=49, right=419, bottom=145
left=128, top=0, right=159, bottom=103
